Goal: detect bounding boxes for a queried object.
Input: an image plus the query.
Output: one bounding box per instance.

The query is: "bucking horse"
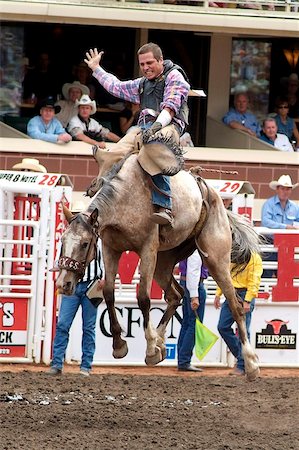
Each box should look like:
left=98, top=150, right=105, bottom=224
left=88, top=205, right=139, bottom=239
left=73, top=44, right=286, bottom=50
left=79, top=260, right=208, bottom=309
left=55, top=135, right=261, bottom=381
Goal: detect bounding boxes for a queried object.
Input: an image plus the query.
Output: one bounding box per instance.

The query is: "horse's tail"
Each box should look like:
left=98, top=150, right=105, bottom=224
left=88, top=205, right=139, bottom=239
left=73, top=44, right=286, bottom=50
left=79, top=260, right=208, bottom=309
left=226, top=210, right=262, bottom=274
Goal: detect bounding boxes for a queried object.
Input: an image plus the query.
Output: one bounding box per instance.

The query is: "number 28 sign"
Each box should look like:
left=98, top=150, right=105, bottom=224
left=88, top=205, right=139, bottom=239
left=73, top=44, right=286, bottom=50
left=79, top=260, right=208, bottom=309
left=0, top=171, right=71, bottom=188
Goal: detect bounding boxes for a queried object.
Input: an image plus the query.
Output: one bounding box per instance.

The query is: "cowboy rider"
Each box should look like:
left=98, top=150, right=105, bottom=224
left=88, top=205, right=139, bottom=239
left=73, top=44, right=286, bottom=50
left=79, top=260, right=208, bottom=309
left=84, top=43, right=190, bottom=226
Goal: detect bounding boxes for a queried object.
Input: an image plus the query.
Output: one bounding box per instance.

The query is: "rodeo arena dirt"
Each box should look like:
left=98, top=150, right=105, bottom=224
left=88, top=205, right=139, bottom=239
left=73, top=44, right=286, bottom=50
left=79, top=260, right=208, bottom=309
left=1, top=171, right=299, bottom=449
left=0, top=365, right=298, bottom=450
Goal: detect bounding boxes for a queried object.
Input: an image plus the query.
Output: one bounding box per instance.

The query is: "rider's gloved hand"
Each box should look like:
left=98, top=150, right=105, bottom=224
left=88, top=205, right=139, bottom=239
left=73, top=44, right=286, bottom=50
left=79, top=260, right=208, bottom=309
left=142, top=121, right=162, bottom=143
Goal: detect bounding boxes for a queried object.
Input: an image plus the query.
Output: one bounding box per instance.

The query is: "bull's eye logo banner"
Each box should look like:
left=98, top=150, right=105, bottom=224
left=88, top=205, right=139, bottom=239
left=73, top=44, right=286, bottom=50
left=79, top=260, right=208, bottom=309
left=256, top=319, right=297, bottom=350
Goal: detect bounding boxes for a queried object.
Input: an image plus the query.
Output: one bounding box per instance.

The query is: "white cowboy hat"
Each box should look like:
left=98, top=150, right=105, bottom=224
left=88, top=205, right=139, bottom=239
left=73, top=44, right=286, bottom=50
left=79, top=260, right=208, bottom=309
left=269, top=174, right=299, bottom=190
left=71, top=199, right=86, bottom=213
left=62, top=80, right=90, bottom=100
left=12, top=158, right=47, bottom=173
left=75, top=94, right=97, bottom=115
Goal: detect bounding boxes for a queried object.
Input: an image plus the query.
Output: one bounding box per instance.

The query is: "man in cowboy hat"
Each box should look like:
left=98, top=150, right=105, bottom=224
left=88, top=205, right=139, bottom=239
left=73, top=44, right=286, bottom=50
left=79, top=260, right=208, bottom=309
left=261, top=174, right=299, bottom=229
left=67, top=94, right=120, bottom=148
left=12, top=158, right=47, bottom=173
left=27, top=97, right=72, bottom=144
left=84, top=43, right=190, bottom=226
left=55, top=80, right=90, bottom=128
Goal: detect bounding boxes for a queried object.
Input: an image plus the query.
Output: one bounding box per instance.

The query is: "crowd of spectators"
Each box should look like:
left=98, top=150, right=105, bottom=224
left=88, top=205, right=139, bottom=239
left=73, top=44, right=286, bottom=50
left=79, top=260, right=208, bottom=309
left=222, top=73, right=299, bottom=152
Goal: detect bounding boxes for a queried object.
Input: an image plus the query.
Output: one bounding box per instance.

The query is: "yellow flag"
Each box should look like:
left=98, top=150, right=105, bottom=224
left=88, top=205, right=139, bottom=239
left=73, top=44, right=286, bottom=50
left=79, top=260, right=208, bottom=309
left=195, top=318, right=219, bottom=361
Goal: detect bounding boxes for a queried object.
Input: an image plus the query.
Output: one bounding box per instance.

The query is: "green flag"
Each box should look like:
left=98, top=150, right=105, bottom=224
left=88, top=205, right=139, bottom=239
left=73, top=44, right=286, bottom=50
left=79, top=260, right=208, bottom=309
left=195, top=318, right=219, bottom=361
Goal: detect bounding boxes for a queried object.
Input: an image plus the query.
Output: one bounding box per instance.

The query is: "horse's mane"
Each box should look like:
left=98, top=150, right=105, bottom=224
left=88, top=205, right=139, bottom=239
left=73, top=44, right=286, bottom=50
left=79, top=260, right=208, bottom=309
left=89, top=152, right=134, bottom=214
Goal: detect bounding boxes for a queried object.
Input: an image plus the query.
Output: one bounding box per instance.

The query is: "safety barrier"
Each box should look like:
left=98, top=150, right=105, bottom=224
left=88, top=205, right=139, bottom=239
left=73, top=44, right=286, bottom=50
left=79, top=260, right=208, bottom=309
left=0, top=170, right=73, bottom=363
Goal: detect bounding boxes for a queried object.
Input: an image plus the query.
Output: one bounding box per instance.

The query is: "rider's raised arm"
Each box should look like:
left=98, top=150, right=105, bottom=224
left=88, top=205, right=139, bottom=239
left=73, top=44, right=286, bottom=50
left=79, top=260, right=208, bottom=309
left=85, top=48, right=141, bottom=104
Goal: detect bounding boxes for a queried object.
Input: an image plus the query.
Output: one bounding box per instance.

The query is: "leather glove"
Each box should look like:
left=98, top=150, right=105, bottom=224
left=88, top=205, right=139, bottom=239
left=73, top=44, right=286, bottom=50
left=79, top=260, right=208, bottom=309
left=142, top=121, right=162, bottom=143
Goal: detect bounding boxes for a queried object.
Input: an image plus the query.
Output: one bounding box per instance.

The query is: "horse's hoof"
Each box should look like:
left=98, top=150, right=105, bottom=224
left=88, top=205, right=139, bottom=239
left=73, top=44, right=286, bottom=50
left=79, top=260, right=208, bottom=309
left=246, top=366, right=260, bottom=382
left=113, top=342, right=128, bottom=359
left=145, top=347, right=162, bottom=366
left=160, top=346, right=167, bottom=362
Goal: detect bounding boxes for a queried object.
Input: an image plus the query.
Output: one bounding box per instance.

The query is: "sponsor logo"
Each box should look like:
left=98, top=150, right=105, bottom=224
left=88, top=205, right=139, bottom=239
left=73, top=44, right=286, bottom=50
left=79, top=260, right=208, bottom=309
left=256, top=319, right=296, bottom=349
left=166, top=343, right=176, bottom=359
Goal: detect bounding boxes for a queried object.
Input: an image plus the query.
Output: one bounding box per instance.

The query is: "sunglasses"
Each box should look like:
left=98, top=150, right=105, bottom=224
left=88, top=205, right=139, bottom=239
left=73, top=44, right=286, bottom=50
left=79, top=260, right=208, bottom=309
left=278, top=105, right=289, bottom=109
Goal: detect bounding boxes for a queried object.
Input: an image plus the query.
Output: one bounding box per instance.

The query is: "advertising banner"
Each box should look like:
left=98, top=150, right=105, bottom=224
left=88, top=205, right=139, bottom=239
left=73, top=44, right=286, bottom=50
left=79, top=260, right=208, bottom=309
left=68, top=300, right=223, bottom=366
left=0, top=298, right=28, bottom=357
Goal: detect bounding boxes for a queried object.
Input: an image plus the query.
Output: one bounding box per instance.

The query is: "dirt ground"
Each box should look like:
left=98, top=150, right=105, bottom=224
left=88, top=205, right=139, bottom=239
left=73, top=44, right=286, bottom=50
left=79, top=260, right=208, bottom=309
left=0, top=365, right=298, bottom=450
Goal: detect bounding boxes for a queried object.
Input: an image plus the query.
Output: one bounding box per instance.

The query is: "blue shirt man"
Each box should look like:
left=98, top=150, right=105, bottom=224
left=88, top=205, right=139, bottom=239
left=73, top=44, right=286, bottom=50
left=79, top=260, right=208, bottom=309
left=261, top=175, right=299, bottom=229
left=223, top=93, right=261, bottom=137
left=27, top=96, right=72, bottom=144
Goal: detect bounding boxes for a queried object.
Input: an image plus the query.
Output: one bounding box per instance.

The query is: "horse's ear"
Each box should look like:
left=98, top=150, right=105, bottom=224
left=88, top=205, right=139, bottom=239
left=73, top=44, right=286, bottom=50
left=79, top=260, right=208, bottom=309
left=62, top=203, right=74, bottom=223
left=89, top=208, right=99, bottom=226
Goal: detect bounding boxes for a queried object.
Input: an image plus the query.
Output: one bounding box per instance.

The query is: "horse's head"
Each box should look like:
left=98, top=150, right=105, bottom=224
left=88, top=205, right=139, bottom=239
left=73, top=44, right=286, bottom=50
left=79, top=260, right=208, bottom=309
left=55, top=205, right=99, bottom=296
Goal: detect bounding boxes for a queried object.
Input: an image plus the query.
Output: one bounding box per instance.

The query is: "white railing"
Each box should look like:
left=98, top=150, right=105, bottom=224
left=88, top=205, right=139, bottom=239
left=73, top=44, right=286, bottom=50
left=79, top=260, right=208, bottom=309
left=1, top=0, right=298, bottom=14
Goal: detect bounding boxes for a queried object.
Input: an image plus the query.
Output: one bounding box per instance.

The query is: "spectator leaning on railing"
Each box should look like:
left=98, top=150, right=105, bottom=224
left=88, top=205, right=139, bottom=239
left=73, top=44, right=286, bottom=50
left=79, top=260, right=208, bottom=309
left=273, top=97, right=299, bottom=150
left=67, top=94, right=120, bottom=148
left=222, top=92, right=261, bottom=137
left=27, top=97, right=72, bottom=144
left=260, top=117, right=294, bottom=152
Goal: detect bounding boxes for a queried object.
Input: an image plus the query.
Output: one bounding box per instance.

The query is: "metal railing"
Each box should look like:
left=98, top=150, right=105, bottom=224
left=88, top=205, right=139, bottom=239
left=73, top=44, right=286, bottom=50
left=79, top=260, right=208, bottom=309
left=1, top=0, right=298, bottom=14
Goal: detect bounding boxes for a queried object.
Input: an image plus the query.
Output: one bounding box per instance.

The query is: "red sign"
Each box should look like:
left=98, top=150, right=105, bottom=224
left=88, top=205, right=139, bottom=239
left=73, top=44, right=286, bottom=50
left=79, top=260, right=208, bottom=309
left=272, top=234, right=299, bottom=302
left=0, top=298, right=28, bottom=357
left=119, top=252, right=163, bottom=299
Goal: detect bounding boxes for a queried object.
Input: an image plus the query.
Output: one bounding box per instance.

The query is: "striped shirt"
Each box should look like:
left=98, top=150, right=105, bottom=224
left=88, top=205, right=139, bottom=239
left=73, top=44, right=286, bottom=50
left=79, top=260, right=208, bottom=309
left=92, top=66, right=190, bottom=133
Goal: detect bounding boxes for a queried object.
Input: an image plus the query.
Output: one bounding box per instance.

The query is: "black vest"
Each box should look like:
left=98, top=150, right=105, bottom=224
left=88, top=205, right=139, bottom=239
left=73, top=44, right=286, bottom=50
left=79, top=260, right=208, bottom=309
left=139, top=59, right=189, bottom=126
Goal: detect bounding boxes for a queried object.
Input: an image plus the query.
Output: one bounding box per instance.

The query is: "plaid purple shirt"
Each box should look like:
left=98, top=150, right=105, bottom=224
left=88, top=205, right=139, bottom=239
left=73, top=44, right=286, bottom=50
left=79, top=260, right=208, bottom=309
left=93, top=66, right=190, bottom=133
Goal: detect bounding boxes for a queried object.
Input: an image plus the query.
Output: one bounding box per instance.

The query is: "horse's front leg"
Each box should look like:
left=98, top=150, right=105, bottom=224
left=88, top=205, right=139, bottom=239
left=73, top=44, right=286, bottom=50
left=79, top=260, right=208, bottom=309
left=103, top=245, right=128, bottom=359
left=137, top=249, right=162, bottom=366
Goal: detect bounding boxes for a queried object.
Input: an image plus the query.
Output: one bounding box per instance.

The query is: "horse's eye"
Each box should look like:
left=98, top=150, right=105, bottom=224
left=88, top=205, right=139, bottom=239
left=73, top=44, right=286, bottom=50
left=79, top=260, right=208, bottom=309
left=82, top=242, right=89, bottom=249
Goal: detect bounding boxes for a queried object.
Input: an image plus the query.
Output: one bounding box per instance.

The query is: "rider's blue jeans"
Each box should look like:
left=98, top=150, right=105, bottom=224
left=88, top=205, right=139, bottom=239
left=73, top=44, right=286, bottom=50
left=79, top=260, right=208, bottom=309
left=217, top=289, right=255, bottom=372
left=177, top=280, right=206, bottom=368
left=141, top=122, right=172, bottom=209
left=51, top=281, right=98, bottom=372
left=151, top=174, right=172, bottom=209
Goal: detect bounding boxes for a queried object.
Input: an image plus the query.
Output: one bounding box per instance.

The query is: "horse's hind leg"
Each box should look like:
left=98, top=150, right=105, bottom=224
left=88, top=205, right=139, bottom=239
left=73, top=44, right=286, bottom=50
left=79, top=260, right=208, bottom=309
left=153, top=251, right=185, bottom=361
left=197, top=194, right=259, bottom=381
left=102, top=244, right=128, bottom=359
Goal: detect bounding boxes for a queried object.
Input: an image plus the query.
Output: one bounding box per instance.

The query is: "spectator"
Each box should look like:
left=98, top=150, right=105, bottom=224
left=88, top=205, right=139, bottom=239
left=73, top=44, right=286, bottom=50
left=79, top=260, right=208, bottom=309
left=261, top=174, right=299, bottom=229
left=223, top=92, right=261, bottom=137
left=67, top=94, right=120, bottom=148
left=47, top=205, right=104, bottom=376
left=286, top=73, right=299, bottom=119
left=273, top=98, right=299, bottom=150
left=12, top=157, right=47, bottom=173
left=72, top=62, right=97, bottom=100
left=179, top=131, right=194, bottom=147
left=27, top=97, right=72, bottom=144
left=214, top=252, right=263, bottom=376
left=260, top=117, right=294, bottom=152
left=177, top=250, right=208, bottom=372
left=119, top=101, right=140, bottom=135
left=55, top=80, right=90, bottom=128
left=22, top=52, right=58, bottom=104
